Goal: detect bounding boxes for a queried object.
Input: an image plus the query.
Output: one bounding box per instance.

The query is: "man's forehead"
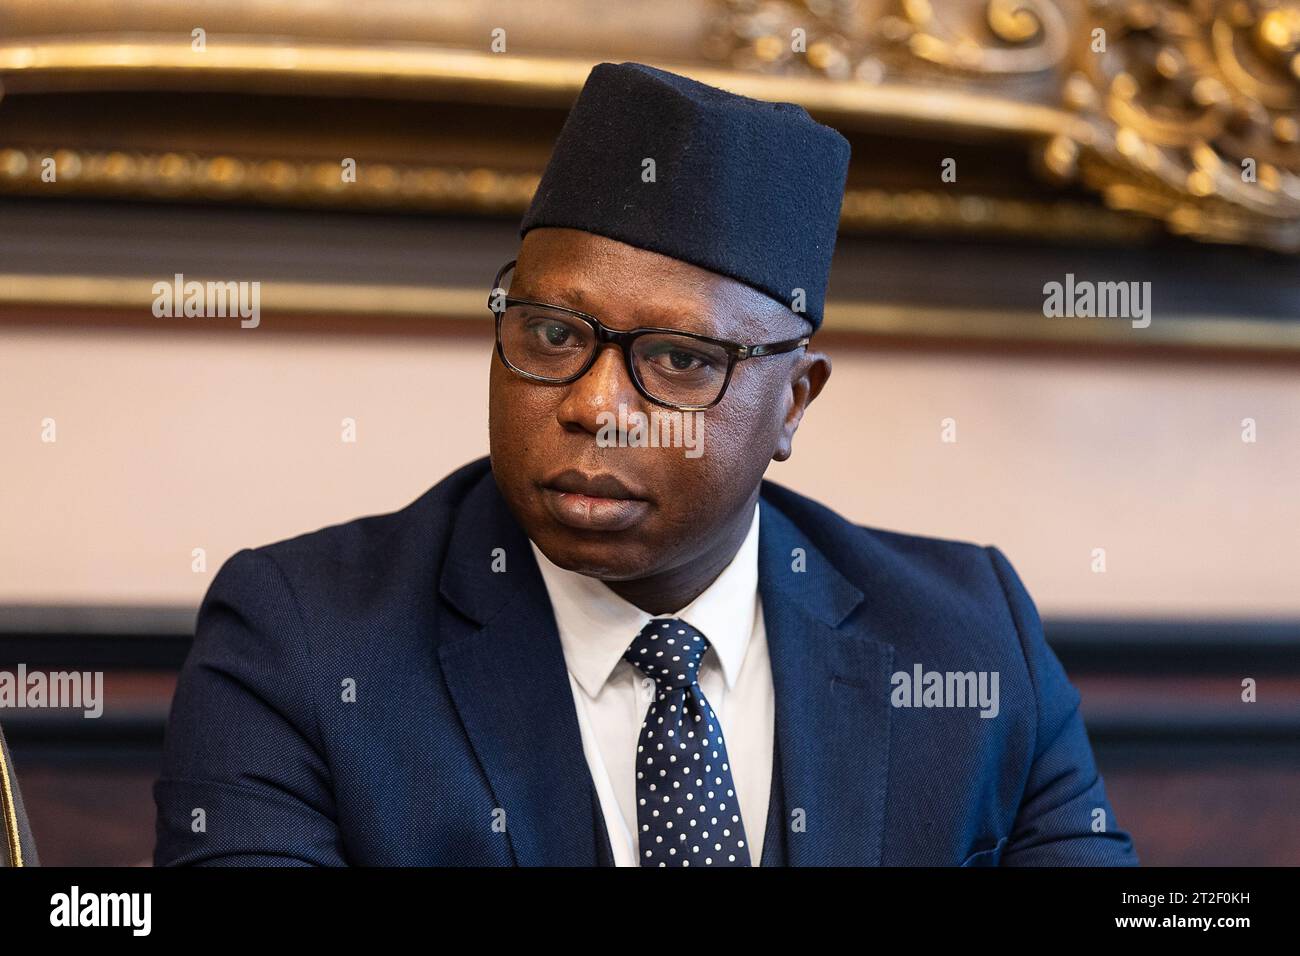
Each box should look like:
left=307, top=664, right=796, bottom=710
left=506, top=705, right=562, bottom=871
left=523, top=271, right=787, bottom=336
left=516, top=226, right=783, bottom=319
left=527, top=274, right=698, bottom=313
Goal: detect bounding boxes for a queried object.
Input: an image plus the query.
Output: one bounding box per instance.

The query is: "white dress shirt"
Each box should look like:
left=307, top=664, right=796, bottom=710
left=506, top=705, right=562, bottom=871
left=528, top=503, right=774, bottom=866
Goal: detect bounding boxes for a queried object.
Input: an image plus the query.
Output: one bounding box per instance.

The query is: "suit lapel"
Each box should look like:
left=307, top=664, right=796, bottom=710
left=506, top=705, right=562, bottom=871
left=437, top=471, right=604, bottom=866
left=758, top=729, right=786, bottom=865
left=758, top=496, right=895, bottom=866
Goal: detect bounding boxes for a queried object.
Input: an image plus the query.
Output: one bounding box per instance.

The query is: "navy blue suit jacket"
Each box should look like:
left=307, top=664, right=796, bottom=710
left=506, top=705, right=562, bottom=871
left=154, top=456, right=1137, bottom=866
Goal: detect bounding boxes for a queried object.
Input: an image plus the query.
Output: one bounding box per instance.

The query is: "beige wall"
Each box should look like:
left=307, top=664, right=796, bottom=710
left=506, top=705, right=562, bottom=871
left=2, top=326, right=1296, bottom=617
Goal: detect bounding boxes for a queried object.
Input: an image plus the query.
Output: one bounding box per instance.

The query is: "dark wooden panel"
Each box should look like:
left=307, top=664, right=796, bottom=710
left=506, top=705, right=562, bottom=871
left=3, top=612, right=1298, bottom=865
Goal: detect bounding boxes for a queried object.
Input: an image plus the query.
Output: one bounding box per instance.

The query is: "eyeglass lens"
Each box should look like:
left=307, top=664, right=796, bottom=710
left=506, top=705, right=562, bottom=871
left=498, top=303, right=730, bottom=407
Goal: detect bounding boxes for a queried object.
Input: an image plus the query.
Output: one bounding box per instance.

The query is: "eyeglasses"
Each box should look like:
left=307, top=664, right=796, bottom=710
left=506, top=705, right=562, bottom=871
left=487, top=259, right=809, bottom=411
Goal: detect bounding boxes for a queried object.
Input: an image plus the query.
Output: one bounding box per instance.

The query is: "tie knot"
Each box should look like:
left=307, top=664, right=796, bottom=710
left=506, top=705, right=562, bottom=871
left=623, top=619, right=710, bottom=689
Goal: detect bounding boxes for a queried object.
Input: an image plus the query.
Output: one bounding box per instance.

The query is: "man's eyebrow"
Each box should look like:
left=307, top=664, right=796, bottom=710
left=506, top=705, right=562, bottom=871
left=524, top=287, right=713, bottom=329
left=519, top=285, right=764, bottom=335
left=521, top=285, right=591, bottom=311
left=632, top=298, right=737, bottom=331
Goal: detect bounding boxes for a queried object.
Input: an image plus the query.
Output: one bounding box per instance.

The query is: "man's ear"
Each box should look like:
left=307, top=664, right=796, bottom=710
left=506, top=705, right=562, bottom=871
left=772, top=347, right=831, bottom=462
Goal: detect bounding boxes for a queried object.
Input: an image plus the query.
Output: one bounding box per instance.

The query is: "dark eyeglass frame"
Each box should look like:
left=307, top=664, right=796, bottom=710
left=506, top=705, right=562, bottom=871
left=487, top=259, right=810, bottom=411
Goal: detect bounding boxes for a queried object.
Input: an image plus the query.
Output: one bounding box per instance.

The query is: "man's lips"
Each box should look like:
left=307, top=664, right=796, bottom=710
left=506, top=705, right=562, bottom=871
left=542, top=468, right=647, bottom=500
left=539, top=469, right=651, bottom=531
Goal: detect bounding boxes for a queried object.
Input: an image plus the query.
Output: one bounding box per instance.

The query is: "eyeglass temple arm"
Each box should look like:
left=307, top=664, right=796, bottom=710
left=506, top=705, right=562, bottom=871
left=488, top=260, right=518, bottom=307
left=742, top=336, right=810, bottom=359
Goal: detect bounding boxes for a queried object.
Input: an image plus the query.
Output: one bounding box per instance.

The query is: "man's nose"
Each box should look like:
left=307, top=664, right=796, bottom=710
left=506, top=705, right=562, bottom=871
left=555, top=344, right=644, bottom=435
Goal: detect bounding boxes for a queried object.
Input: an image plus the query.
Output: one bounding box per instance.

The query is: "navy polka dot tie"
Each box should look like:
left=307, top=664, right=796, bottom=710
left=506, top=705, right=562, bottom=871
left=623, top=618, right=751, bottom=867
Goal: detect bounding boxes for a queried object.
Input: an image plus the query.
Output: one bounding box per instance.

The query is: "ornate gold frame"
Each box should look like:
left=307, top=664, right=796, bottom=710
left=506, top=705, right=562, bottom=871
left=0, top=731, right=24, bottom=867
left=0, top=0, right=1295, bottom=353
left=1, top=0, right=1297, bottom=251
left=4, top=272, right=1298, bottom=354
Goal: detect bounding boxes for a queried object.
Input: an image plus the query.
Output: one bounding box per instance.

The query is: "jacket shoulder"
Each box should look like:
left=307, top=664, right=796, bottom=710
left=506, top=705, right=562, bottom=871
left=213, top=456, right=493, bottom=626
left=760, top=476, right=1000, bottom=596
left=759, top=476, right=1038, bottom=668
left=259, top=456, right=487, bottom=568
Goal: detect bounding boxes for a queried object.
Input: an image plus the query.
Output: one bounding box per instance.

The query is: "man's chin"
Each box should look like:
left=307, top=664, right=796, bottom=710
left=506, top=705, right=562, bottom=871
left=530, top=531, right=658, bottom=583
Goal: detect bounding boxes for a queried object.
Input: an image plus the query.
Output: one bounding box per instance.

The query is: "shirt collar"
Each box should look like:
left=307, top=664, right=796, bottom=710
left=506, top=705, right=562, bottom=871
left=530, top=503, right=761, bottom=698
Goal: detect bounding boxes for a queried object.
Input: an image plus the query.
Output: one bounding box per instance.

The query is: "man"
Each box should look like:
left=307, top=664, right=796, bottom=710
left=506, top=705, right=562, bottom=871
left=154, top=62, right=1137, bottom=866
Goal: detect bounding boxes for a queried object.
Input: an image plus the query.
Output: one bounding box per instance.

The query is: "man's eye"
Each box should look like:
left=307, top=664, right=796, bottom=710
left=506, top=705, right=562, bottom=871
left=667, top=349, right=703, bottom=370
left=650, top=346, right=715, bottom=372
left=527, top=320, right=576, bottom=347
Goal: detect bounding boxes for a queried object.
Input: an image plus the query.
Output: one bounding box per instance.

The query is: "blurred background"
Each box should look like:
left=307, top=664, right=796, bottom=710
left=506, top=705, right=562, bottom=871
left=0, top=0, right=1297, bottom=865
